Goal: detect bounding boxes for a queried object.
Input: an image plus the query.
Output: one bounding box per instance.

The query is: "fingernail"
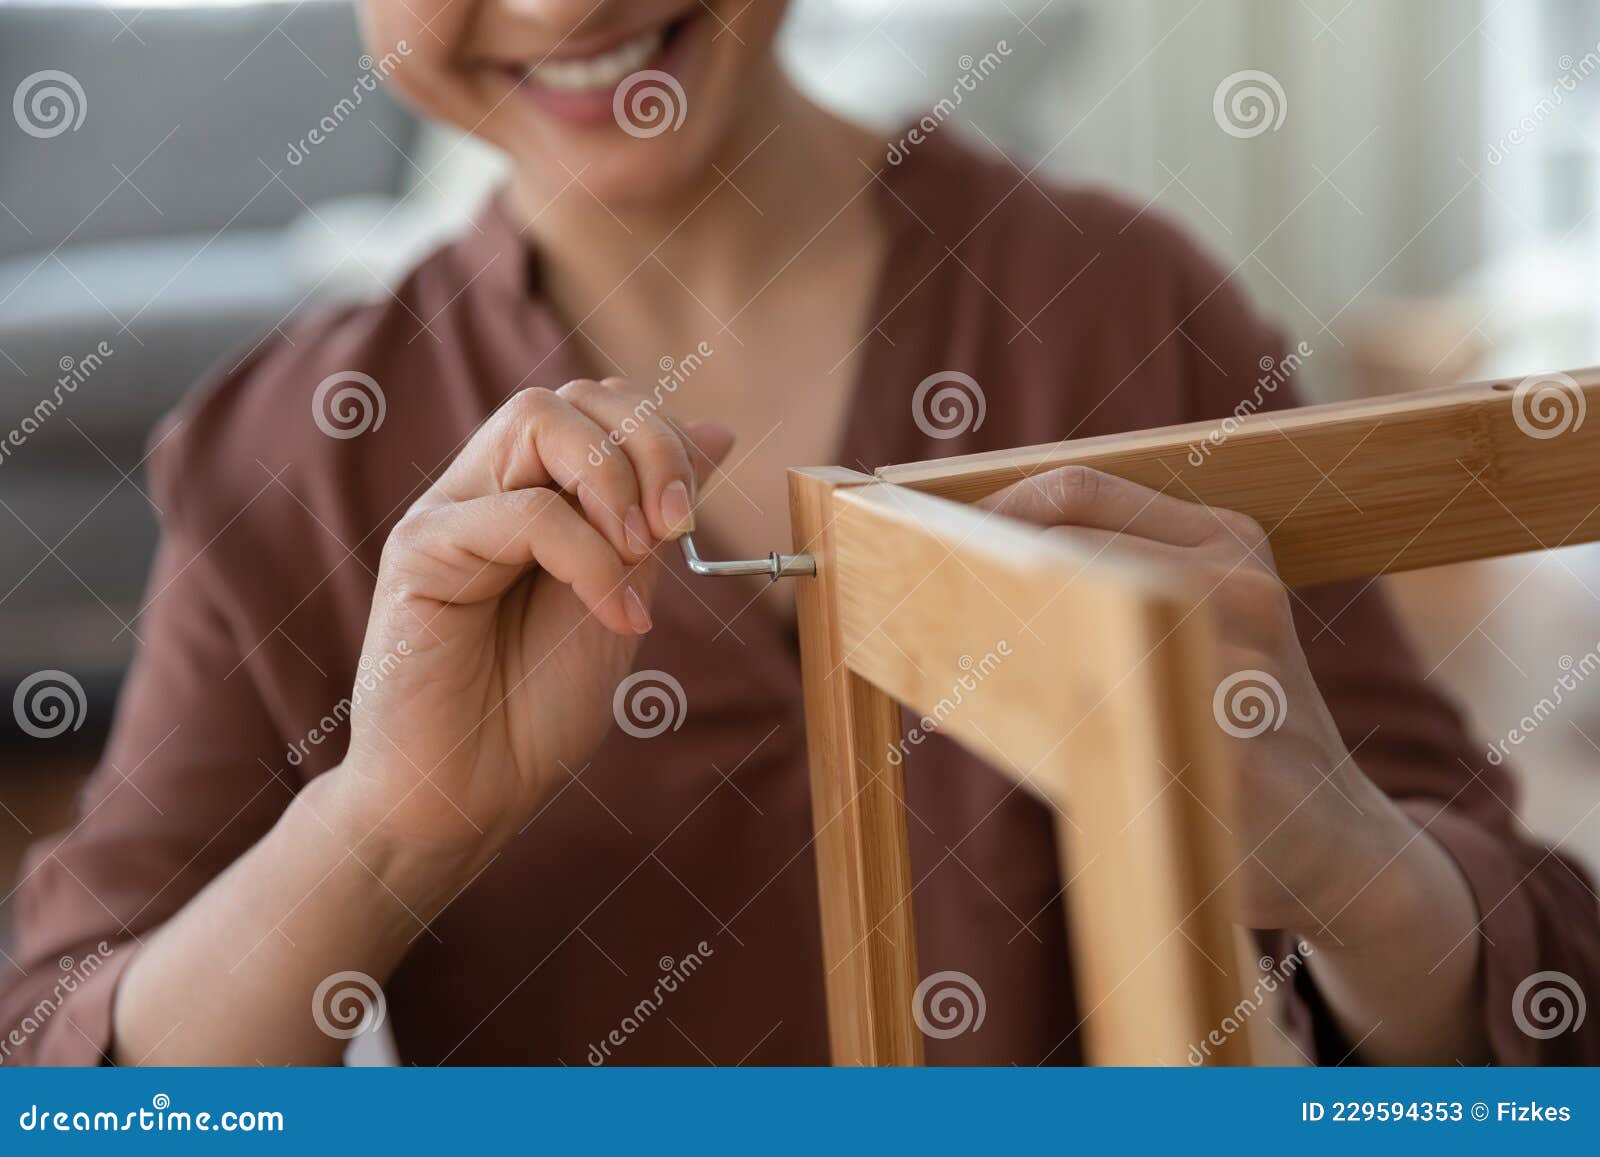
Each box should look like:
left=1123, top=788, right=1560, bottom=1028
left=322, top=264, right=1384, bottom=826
left=624, top=587, right=653, bottom=634
left=661, top=480, right=694, bottom=535
left=624, top=506, right=650, bottom=556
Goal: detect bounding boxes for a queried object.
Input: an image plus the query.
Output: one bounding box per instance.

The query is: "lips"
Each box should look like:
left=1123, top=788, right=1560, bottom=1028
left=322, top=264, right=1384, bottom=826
left=526, top=26, right=667, bottom=93
left=489, top=10, right=699, bottom=129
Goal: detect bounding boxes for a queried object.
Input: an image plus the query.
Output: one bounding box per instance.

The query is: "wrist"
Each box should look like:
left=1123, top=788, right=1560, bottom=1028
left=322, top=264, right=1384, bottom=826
left=1295, top=787, right=1438, bottom=951
left=300, top=768, right=489, bottom=916
left=1289, top=796, right=1488, bottom=1064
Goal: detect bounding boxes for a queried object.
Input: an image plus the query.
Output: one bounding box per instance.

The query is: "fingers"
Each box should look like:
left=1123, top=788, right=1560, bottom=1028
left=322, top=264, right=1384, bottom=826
left=1040, top=523, right=1180, bottom=564
left=384, top=489, right=649, bottom=636
left=430, top=381, right=736, bottom=561
left=556, top=378, right=701, bottom=541
left=1046, top=519, right=1294, bottom=653
left=387, top=380, right=737, bottom=639
left=977, top=465, right=1263, bottom=550
left=433, top=386, right=646, bottom=562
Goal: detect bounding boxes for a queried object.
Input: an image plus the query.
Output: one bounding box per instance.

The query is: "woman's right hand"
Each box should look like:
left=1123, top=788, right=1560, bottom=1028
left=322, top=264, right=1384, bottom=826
left=328, top=379, right=733, bottom=876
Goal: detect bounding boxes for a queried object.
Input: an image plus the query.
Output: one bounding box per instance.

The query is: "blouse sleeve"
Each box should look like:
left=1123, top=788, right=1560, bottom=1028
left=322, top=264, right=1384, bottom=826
left=1171, top=235, right=1600, bottom=1065
left=0, top=417, right=291, bottom=1066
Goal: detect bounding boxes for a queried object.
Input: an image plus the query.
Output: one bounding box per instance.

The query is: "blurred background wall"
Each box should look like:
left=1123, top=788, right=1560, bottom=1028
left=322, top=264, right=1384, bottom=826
left=3, top=0, right=1600, bottom=945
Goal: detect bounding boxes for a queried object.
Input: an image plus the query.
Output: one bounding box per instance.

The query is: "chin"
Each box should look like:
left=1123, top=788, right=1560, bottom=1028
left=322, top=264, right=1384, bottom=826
left=460, top=3, right=781, bottom=210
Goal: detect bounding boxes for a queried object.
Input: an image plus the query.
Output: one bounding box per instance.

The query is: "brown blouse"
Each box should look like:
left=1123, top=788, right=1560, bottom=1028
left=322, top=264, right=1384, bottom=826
left=4, top=135, right=1597, bottom=1066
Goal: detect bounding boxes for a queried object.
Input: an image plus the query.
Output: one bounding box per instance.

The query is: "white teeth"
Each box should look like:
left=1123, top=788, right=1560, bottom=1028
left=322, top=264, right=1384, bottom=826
left=529, top=29, right=665, bottom=92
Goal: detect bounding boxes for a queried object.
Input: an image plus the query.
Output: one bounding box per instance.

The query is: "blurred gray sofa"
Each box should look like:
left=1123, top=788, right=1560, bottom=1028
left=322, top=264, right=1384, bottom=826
left=0, top=0, right=422, bottom=711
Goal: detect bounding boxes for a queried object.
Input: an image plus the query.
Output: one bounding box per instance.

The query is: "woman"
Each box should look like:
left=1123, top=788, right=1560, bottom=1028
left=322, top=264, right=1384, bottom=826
left=4, top=0, right=1596, bottom=1066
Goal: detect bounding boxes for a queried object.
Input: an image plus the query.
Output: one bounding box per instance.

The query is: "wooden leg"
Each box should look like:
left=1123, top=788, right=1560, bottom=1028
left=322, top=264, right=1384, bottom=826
left=789, top=468, right=924, bottom=1066
left=1052, top=600, right=1250, bottom=1065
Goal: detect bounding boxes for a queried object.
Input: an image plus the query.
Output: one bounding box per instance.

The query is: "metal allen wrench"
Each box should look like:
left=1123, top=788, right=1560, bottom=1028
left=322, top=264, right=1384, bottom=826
left=679, top=533, right=816, bottom=581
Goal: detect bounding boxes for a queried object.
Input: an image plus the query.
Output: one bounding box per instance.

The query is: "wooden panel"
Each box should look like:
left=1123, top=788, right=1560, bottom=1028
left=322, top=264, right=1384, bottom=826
left=830, top=483, right=1250, bottom=1064
left=876, top=369, right=1600, bottom=587
left=788, top=468, right=924, bottom=1066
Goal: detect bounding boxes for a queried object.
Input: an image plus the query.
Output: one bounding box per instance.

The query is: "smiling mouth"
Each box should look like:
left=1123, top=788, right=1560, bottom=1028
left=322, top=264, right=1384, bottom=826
left=514, top=15, right=694, bottom=94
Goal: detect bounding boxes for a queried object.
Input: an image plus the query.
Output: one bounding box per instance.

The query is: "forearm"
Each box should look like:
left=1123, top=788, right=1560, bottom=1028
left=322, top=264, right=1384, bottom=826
left=1297, top=789, right=1488, bottom=1065
left=112, top=770, right=467, bottom=1065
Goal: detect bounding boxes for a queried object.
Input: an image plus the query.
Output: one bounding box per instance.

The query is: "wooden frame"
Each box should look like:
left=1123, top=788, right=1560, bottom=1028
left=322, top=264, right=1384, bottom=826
left=790, top=367, right=1600, bottom=1065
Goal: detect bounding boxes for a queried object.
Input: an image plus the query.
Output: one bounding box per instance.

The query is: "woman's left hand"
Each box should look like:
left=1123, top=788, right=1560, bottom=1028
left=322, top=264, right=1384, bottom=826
left=976, top=465, right=1418, bottom=940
